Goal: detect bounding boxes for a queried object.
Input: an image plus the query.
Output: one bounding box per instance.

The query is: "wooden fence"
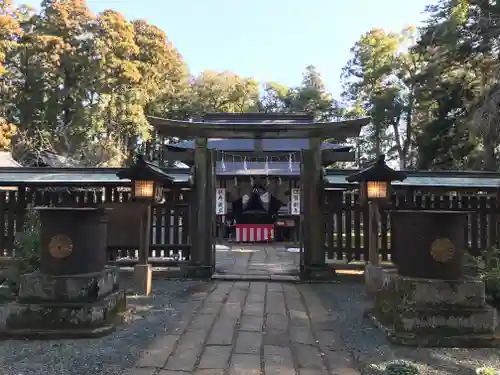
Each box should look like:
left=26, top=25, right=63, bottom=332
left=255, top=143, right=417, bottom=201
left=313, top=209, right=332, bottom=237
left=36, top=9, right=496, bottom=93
left=0, top=185, right=191, bottom=263
left=2, top=183, right=499, bottom=265
left=324, top=190, right=499, bottom=262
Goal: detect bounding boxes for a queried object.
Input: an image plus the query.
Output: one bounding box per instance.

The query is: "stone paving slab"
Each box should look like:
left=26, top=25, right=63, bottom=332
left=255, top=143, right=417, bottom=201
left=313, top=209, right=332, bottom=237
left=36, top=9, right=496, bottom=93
left=214, top=244, right=300, bottom=278
left=125, top=280, right=361, bottom=375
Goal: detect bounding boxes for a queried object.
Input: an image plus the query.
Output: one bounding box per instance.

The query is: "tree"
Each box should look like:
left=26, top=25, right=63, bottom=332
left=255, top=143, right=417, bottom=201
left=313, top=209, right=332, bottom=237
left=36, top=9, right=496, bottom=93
left=0, top=117, right=16, bottom=151
left=0, top=1, right=188, bottom=166
left=289, top=65, right=341, bottom=121
left=186, top=71, right=260, bottom=115
left=257, top=82, right=291, bottom=113
left=414, top=0, right=497, bottom=170
left=343, top=28, right=403, bottom=165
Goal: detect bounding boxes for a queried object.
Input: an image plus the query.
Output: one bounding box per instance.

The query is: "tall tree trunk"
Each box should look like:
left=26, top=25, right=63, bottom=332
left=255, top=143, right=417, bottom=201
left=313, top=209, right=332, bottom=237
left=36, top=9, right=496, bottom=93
left=375, top=122, right=381, bottom=158
left=483, top=129, right=496, bottom=170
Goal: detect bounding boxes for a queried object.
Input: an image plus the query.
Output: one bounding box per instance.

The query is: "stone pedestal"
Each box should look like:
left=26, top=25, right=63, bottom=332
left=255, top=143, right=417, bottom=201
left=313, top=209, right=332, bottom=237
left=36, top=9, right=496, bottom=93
left=370, top=269, right=499, bottom=347
left=0, top=207, right=127, bottom=339
left=134, top=264, right=152, bottom=295
left=365, top=264, right=384, bottom=295
left=0, top=267, right=126, bottom=339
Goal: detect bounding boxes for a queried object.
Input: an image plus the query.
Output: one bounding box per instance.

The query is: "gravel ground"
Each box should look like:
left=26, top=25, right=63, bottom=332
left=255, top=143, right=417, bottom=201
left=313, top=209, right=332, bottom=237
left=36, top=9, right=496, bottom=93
left=313, top=282, right=500, bottom=375
left=0, top=277, right=213, bottom=375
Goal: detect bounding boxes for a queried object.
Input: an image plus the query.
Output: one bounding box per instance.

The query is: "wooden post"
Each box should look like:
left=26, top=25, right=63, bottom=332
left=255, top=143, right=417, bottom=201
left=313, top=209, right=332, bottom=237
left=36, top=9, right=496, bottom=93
left=300, top=138, right=330, bottom=279
left=300, top=151, right=310, bottom=265
left=368, top=201, right=380, bottom=265
left=134, top=203, right=152, bottom=295
left=138, top=204, right=151, bottom=265
left=309, top=137, right=325, bottom=265
left=195, top=137, right=208, bottom=263
left=185, top=137, right=213, bottom=277
left=205, top=149, right=215, bottom=269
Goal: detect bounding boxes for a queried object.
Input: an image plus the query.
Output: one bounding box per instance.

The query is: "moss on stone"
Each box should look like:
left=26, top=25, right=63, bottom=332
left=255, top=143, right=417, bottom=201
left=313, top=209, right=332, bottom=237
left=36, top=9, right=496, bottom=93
left=5, top=290, right=126, bottom=330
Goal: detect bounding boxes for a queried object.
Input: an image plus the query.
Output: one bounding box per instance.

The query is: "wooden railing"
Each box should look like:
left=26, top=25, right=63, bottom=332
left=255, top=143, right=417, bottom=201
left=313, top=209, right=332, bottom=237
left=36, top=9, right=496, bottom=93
left=2, top=183, right=499, bottom=266
left=323, top=190, right=500, bottom=262
left=0, top=185, right=191, bottom=264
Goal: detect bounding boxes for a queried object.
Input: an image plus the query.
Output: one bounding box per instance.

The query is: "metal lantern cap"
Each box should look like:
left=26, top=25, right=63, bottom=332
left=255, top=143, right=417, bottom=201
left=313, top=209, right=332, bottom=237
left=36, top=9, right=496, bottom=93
left=116, top=154, right=175, bottom=183
left=345, top=155, right=407, bottom=183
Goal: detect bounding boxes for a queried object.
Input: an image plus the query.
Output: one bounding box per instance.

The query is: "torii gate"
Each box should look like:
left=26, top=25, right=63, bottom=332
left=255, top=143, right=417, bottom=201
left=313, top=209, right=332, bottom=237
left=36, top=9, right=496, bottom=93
left=148, top=113, right=370, bottom=279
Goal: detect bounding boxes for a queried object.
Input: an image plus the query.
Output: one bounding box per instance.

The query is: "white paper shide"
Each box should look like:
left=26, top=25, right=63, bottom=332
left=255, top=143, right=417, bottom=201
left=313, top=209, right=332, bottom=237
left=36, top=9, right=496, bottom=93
left=215, top=188, right=227, bottom=215
left=290, top=188, right=300, bottom=215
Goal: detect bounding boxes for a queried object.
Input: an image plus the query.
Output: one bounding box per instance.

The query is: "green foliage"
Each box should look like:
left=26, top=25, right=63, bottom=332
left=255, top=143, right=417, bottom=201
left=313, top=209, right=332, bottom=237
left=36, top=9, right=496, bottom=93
left=482, top=247, right=500, bottom=299
left=385, top=360, right=420, bottom=375
left=476, top=368, right=499, bottom=375
left=10, top=209, right=41, bottom=292
left=464, top=248, right=500, bottom=299
left=0, top=0, right=499, bottom=170
left=341, top=27, right=420, bottom=168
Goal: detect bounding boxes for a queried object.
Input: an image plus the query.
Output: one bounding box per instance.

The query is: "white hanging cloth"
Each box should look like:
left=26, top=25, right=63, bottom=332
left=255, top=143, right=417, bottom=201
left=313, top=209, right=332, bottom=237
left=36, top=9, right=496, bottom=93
left=259, top=192, right=270, bottom=203
left=260, top=192, right=270, bottom=211
left=221, top=152, right=226, bottom=171
left=242, top=194, right=250, bottom=209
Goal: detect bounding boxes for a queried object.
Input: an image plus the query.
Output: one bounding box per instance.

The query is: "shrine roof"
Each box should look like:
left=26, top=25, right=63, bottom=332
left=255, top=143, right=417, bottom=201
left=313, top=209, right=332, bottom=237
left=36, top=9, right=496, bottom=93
left=201, top=112, right=315, bottom=123
left=148, top=112, right=370, bottom=139
left=165, top=138, right=352, bottom=152
left=0, top=166, right=499, bottom=191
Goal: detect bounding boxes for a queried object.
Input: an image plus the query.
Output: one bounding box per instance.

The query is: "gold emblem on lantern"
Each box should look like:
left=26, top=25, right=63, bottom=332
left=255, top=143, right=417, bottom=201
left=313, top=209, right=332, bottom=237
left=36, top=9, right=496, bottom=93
left=430, top=237, right=455, bottom=263
left=48, top=234, right=73, bottom=259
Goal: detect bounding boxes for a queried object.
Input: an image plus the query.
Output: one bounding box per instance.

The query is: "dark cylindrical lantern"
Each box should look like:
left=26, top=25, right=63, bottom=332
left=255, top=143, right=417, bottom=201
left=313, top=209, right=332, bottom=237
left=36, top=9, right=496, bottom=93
left=391, top=210, right=467, bottom=280
left=36, top=207, right=110, bottom=275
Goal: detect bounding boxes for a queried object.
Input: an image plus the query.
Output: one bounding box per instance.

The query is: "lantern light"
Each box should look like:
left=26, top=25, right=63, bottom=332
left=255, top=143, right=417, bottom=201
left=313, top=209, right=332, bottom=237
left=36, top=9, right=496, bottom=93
left=134, top=180, right=155, bottom=199
left=366, top=181, right=389, bottom=200
left=116, top=154, right=174, bottom=202
left=345, top=155, right=407, bottom=204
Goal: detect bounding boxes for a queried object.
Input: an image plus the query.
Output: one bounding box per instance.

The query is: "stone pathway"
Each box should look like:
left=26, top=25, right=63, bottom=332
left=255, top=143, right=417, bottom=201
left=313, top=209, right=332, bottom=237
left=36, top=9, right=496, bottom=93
left=214, top=244, right=300, bottom=280
left=125, top=281, right=360, bottom=375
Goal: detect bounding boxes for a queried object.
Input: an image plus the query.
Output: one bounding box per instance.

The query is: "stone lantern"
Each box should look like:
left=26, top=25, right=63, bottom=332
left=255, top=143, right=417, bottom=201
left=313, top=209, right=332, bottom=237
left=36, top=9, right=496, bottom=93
left=117, top=154, right=171, bottom=203
left=346, top=155, right=407, bottom=295
left=116, top=154, right=174, bottom=295
left=345, top=154, right=407, bottom=205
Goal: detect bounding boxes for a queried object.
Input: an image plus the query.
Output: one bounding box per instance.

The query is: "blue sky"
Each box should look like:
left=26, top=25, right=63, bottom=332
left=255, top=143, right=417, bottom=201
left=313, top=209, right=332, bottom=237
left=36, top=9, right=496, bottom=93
left=19, top=0, right=434, bottom=98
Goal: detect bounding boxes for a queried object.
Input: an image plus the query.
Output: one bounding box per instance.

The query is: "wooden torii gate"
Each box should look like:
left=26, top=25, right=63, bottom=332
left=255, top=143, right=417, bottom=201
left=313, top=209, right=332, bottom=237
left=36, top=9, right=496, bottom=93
left=148, top=113, right=370, bottom=279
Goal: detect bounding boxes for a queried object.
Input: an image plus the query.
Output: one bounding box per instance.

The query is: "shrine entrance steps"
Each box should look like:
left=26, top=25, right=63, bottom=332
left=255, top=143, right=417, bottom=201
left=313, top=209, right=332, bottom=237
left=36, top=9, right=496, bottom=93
left=213, top=243, right=300, bottom=281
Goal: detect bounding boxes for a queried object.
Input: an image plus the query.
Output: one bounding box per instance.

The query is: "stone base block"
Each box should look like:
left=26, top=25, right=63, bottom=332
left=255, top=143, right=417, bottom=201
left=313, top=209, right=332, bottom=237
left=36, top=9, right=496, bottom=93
left=300, top=265, right=337, bottom=281
left=393, top=305, right=497, bottom=335
left=369, top=312, right=500, bottom=348
left=365, top=264, right=385, bottom=295
left=372, top=269, right=499, bottom=347
left=181, top=265, right=214, bottom=279
left=0, top=289, right=126, bottom=339
left=380, top=269, right=487, bottom=307
left=18, top=267, right=119, bottom=302
left=133, top=264, right=152, bottom=296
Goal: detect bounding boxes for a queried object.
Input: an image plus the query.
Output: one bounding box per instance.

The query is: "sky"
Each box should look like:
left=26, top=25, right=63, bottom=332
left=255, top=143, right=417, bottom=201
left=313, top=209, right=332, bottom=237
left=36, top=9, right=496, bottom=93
left=19, top=0, right=435, bottom=98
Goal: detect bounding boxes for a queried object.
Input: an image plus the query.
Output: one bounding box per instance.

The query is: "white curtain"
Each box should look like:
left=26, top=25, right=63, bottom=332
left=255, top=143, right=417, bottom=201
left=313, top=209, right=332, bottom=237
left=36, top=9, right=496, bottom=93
left=242, top=194, right=250, bottom=209
left=260, top=192, right=269, bottom=211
